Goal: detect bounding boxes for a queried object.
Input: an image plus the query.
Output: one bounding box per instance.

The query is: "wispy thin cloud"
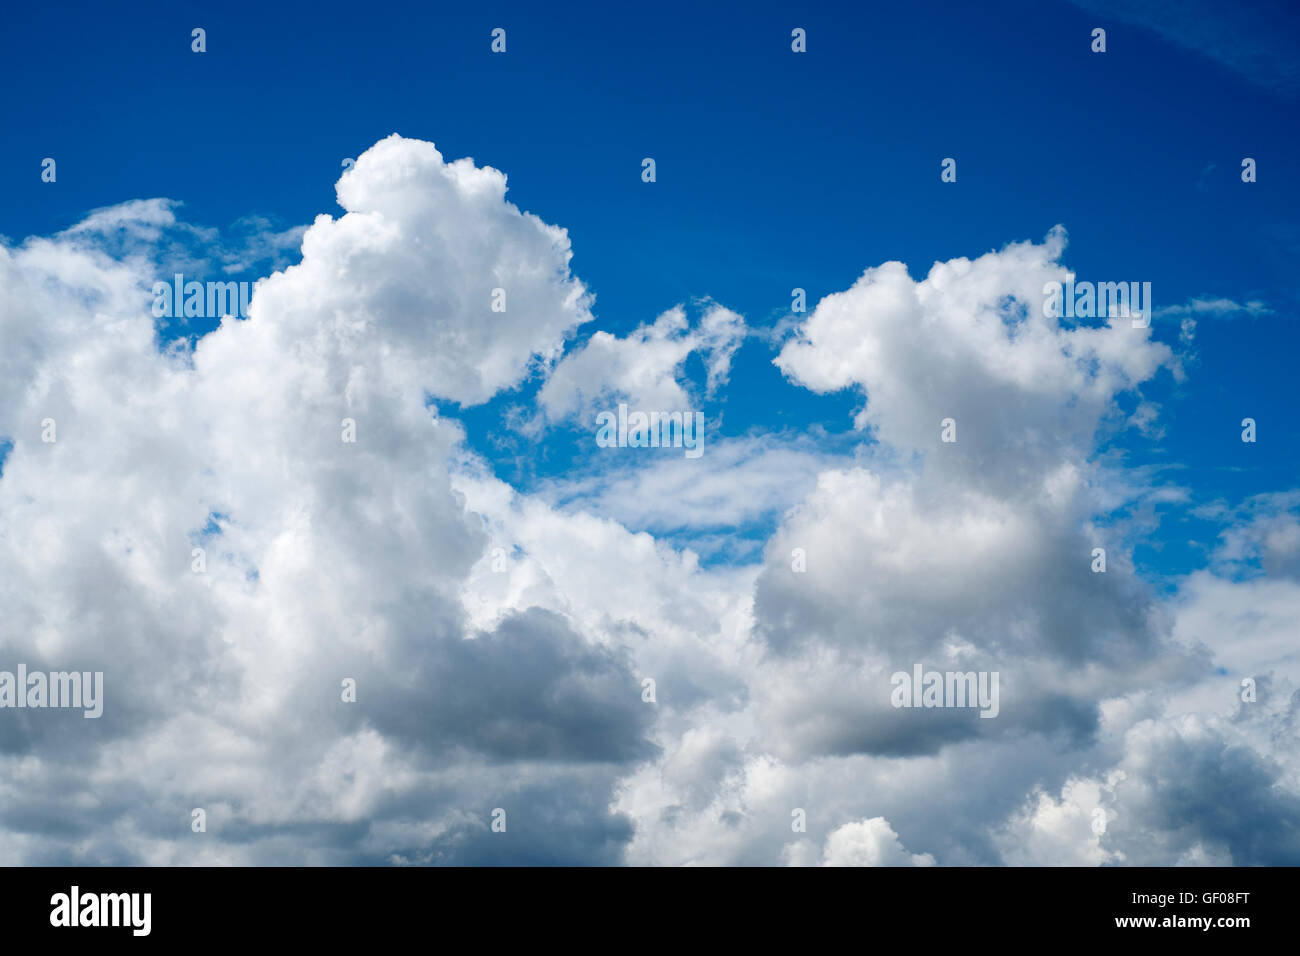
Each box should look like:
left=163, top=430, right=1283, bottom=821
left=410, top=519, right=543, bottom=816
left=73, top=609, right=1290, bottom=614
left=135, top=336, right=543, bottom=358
left=1066, top=0, right=1300, bottom=96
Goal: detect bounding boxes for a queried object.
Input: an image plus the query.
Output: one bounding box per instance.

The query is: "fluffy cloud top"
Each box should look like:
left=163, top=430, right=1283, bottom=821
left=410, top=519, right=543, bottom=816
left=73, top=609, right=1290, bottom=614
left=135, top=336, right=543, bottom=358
left=817, top=818, right=937, bottom=867
left=775, top=227, right=1173, bottom=491
left=538, top=302, right=745, bottom=424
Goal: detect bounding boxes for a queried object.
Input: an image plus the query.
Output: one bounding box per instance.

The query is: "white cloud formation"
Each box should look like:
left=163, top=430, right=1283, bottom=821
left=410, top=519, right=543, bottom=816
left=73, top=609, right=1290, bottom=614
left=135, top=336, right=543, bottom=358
left=1207, top=492, right=1300, bottom=581
left=1, top=140, right=1296, bottom=868
left=774, top=227, right=1174, bottom=490
left=814, top=817, right=937, bottom=867
left=0, top=136, right=635, bottom=865
left=1154, top=296, right=1272, bottom=319
left=606, top=229, right=1298, bottom=866
left=538, top=302, right=745, bottom=425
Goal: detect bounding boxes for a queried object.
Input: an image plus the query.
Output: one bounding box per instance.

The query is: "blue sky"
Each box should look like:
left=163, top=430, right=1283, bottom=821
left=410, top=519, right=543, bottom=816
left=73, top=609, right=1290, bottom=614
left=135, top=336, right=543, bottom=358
left=5, top=0, right=1295, bottom=582
left=1, top=1, right=1298, bottom=866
